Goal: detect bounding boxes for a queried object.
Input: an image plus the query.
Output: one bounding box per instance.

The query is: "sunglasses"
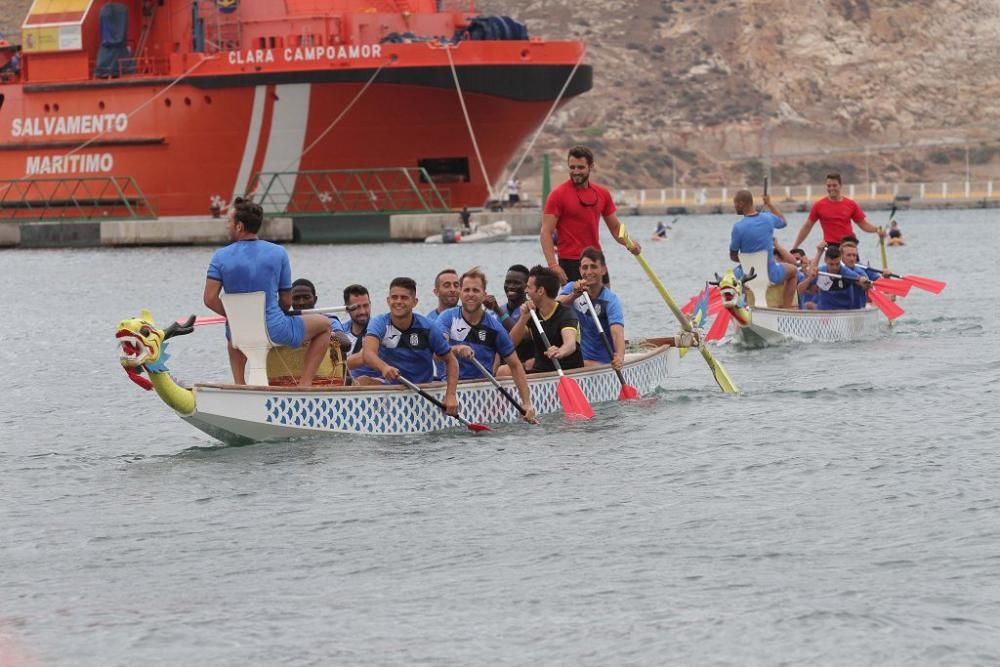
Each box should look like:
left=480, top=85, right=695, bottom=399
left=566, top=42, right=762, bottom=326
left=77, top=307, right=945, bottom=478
left=576, top=186, right=598, bottom=207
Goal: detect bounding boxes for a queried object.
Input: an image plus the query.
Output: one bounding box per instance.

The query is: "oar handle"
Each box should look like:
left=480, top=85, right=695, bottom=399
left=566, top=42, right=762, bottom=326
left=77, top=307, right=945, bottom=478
left=856, top=264, right=899, bottom=279
left=528, top=308, right=564, bottom=376
left=816, top=270, right=866, bottom=282
left=580, top=291, right=629, bottom=388
left=287, top=305, right=354, bottom=316
left=466, top=355, right=526, bottom=415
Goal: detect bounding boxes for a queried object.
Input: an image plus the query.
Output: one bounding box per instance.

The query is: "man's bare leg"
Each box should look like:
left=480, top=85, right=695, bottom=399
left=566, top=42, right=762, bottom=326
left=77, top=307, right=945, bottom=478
left=298, top=314, right=332, bottom=387
left=228, top=342, right=247, bottom=384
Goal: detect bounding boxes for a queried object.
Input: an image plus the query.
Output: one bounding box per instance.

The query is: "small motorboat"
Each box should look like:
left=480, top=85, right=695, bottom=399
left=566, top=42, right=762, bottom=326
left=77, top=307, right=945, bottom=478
left=424, top=220, right=512, bottom=244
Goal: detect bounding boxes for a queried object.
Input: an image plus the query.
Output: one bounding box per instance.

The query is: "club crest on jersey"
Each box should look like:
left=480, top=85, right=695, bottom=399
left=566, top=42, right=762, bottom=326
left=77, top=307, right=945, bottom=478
left=477, top=329, right=488, bottom=342
left=409, top=333, right=420, bottom=347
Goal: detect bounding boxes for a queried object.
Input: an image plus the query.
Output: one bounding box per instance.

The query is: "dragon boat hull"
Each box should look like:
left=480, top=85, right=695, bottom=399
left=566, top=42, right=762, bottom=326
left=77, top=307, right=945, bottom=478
left=731, top=306, right=883, bottom=348
left=176, top=343, right=679, bottom=445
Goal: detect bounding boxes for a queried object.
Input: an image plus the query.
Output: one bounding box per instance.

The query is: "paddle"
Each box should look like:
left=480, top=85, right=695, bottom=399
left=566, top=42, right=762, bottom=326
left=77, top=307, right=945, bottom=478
left=617, top=222, right=739, bottom=394
left=868, top=289, right=905, bottom=321
left=704, top=307, right=732, bottom=342
left=816, top=270, right=904, bottom=320
left=869, top=278, right=910, bottom=297
left=580, top=291, right=639, bottom=400
left=856, top=265, right=946, bottom=294
left=874, top=276, right=912, bottom=296
left=528, top=309, right=595, bottom=420
left=396, top=375, right=492, bottom=433
left=465, top=355, right=530, bottom=418
left=189, top=305, right=353, bottom=327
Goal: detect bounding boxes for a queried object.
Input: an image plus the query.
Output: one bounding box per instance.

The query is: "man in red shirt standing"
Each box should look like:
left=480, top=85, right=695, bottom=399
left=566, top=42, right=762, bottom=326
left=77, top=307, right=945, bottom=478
left=792, top=172, right=886, bottom=250
left=540, top=145, right=641, bottom=283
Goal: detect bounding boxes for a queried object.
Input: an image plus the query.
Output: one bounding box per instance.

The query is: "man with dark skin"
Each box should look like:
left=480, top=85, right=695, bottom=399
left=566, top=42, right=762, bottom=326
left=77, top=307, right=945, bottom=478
left=484, top=264, right=535, bottom=365
left=290, top=278, right=319, bottom=310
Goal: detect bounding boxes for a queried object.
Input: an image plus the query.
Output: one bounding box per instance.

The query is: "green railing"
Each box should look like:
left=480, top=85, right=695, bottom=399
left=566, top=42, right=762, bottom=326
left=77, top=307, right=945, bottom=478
left=248, top=167, right=451, bottom=216
left=0, top=176, right=155, bottom=221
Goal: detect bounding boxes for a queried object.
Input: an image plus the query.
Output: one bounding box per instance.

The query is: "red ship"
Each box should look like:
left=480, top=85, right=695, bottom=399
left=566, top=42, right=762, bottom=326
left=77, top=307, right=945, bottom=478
left=0, top=0, right=591, bottom=217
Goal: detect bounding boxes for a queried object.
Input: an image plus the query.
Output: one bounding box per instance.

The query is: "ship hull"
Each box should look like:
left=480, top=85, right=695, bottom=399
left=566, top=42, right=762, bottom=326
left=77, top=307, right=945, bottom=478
left=0, top=64, right=591, bottom=216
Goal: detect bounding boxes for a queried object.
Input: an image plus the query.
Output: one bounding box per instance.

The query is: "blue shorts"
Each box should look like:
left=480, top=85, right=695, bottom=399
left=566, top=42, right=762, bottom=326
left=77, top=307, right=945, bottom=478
left=267, top=314, right=305, bottom=348
left=768, top=260, right=789, bottom=285
left=224, top=314, right=305, bottom=348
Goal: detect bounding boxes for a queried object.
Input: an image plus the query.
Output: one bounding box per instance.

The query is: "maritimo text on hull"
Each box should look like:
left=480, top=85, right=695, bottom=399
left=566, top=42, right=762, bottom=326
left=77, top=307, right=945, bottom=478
left=0, top=0, right=592, bottom=216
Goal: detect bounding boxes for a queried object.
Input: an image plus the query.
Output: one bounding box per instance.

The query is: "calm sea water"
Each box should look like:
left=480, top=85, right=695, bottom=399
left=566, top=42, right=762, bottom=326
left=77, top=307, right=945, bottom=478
left=2, top=209, right=998, bottom=666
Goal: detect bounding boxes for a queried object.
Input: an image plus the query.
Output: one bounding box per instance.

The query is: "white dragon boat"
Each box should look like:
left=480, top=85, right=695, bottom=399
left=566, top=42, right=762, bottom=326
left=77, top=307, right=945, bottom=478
left=716, top=251, right=883, bottom=348
left=728, top=304, right=882, bottom=347
left=116, top=302, right=682, bottom=445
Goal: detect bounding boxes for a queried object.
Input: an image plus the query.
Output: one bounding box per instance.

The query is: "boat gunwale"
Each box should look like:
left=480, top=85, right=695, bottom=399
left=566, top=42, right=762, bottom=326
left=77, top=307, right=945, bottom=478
left=191, top=340, right=675, bottom=394
left=748, top=305, right=880, bottom=319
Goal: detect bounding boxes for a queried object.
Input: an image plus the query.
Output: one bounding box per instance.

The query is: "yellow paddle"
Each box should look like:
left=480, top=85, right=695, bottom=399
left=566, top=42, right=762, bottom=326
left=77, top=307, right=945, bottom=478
left=618, top=222, right=739, bottom=394
left=880, top=204, right=894, bottom=327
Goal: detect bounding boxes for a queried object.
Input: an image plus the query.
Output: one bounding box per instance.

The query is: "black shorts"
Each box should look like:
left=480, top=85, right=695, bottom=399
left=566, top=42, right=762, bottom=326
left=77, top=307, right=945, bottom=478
left=558, top=257, right=610, bottom=285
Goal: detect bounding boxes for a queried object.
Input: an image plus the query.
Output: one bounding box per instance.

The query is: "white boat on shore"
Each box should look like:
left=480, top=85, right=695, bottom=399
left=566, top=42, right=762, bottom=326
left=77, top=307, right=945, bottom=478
left=116, top=308, right=682, bottom=446
left=424, top=220, right=511, bottom=244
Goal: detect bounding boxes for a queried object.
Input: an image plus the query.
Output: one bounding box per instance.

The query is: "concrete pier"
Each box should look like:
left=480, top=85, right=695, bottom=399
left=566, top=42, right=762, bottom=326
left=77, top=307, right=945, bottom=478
left=0, top=210, right=539, bottom=248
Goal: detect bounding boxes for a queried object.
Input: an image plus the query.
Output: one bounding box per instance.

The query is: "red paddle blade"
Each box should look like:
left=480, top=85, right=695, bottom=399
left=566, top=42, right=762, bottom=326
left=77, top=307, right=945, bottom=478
left=619, top=383, right=641, bottom=401
left=705, top=308, right=732, bottom=342
left=903, top=274, right=946, bottom=294
left=466, top=422, right=492, bottom=433
left=557, top=377, right=595, bottom=420
left=873, top=279, right=909, bottom=297
left=876, top=277, right=912, bottom=296
left=191, top=315, right=226, bottom=326
left=869, top=289, right=905, bottom=321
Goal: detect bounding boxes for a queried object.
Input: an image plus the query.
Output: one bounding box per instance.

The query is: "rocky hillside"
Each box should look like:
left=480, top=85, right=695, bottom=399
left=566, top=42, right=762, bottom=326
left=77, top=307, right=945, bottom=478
left=4, top=0, right=998, bottom=190
left=480, top=0, right=1000, bottom=190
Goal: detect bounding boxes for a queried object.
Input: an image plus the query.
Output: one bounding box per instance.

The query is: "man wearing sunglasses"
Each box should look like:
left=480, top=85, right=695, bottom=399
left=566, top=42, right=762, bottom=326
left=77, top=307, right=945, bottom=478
left=540, top=145, right=641, bottom=284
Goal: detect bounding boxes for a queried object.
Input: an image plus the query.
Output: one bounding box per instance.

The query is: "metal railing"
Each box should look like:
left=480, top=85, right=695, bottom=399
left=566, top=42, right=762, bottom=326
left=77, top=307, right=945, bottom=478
left=0, top=176, right=155, bottom=221
left=248, top=167, right=451, bottom=216
left=614, top=181, right=999, bottom=208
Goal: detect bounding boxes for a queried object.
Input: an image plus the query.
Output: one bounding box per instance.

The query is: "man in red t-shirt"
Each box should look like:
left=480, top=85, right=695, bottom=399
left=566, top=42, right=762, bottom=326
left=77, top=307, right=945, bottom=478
left=540, top=145, right=641, bottom=283
left=792, top=172, right=886, bottom=250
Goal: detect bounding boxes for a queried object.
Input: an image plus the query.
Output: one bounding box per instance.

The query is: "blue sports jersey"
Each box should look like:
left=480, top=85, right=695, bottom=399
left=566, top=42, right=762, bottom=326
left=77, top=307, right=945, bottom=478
left=364, top=312, right=451, bottom=384
left=207, top=239, right=304, bottom=347
left=559, top=283, right=624, bottom=363
left=730, top=211, right=788, bottom=285
left=436, top=306, right=515, bottom=380
left=815, top=265, right=864, bottom=310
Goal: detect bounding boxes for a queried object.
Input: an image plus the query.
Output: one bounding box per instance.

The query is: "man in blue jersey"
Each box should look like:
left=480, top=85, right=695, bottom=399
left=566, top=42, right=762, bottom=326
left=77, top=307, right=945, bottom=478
left=791, top=248, right=819, bottom=310
left=437, top=268, right=536, bottom=423
left=839, top=241, right=881, bottom=308
left=362, top=277, right=459, bottom=416
left=203, top=197, right=331, bottom=386
left=339, top=283, right=383, bottom=383
left=426, top=268, right=460, bottom=320
left=801, top=244, right=870, bottom=310
left=556, top=246, right=626, bottom=369
left=729, top=189, right=798, bottom=308
left=485, top=264, right=535, bottom=366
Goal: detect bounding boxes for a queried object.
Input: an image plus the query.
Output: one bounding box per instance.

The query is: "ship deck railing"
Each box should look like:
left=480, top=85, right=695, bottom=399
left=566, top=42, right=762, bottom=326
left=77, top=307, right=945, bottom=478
left=0, top=176, right=155, bottom=221
left=248, top=167, right=452, bottom=216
